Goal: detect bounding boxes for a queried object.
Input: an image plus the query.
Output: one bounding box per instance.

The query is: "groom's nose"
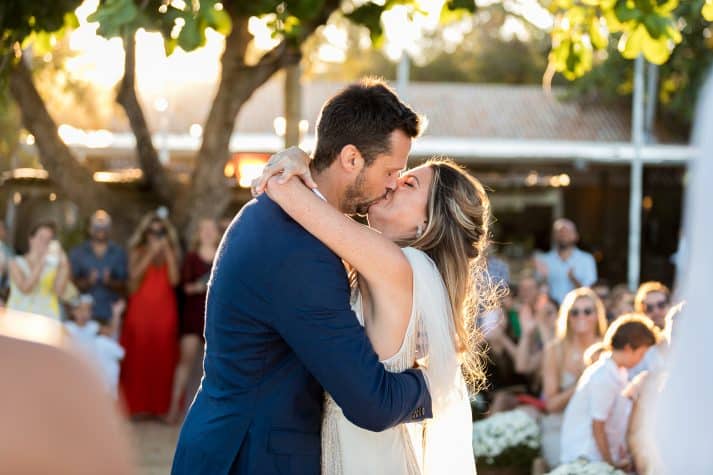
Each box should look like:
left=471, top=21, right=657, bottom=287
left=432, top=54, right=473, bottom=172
left=385, top=176, right=398, bottom=191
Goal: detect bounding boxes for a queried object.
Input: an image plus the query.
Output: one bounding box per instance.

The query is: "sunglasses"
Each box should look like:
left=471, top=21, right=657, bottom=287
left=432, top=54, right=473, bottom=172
left=570, top=307, right=595, bottom=318
left=645, top=300, right=668, bottom=313
left=148, top=228, right=167, bottom=237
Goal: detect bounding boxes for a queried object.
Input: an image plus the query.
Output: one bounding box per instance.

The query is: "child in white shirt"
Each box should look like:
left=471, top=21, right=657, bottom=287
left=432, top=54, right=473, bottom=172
left=94, top=300, right=126, bottom=398
left=560, top=313, right=659, bottom=468
left=64, top=294, right=100, bottom=353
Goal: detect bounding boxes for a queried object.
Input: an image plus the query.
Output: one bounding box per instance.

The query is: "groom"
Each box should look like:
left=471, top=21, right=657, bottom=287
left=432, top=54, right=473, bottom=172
left=172, top=79, right=432, bottom=474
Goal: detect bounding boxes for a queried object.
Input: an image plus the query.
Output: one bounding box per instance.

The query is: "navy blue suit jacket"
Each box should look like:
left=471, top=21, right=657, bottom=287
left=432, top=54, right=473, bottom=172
left=172, top=195, right=432, bottom=475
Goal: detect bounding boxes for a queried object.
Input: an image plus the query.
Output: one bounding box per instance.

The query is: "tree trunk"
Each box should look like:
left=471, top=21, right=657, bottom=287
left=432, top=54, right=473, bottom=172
left=117, top=31, right=179, bottom=205
left=284, top=64, right=302, bottom=148
left=9, top=55, right=151, bottom=234
left=178, top=3, right=341, bottom=234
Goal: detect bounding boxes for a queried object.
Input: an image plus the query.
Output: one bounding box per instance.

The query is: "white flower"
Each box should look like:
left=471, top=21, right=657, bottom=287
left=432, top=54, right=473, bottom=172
left=472, top=409, right=541, bottom=457
left=545, top=459, right=627, bottom=475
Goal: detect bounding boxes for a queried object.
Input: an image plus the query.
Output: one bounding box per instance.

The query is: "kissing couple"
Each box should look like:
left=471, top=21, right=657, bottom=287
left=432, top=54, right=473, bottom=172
left=173, top=78, right=491, bottom=475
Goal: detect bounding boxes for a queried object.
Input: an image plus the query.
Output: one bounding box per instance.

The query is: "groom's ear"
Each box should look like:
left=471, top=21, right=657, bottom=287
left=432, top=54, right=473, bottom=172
left=338, top=144, right=365, bottom=174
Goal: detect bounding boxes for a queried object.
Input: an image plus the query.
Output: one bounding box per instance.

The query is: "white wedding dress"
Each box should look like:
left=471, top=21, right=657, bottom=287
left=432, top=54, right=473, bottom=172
left=321, top=247, right=477, bottom=475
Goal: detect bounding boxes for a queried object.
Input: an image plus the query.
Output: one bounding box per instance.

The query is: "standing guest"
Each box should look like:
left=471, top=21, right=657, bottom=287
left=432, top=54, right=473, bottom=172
left=120, top=211, right=180, bottom=418
left=0, top=220, right=13, bottom=258
left=218, top=216, right=232, bottom=236
left=628, top=282, right=671, bottom=380
left=7, top=222, right=70, bottom=320
left=535, top=219, right=598, bottom=304
left=69, top=211, right=128, bottom=324
left=486, top=246, right=510, bottom=290
left=540, top=287, right=608, bottom=467
left=166, top=218, right=220, bottom=423
left=560, top=314, right=659, bottom=468
left=0, top=221, right=14, bottom=305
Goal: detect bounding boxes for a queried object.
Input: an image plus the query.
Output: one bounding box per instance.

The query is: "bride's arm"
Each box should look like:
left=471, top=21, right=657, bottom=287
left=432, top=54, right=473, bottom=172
left=265, top=177, right=412, bottom=298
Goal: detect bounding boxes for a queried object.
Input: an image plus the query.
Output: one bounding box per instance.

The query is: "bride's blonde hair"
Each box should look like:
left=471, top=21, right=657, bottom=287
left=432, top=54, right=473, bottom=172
left=405, top=158, right=495, bottom=389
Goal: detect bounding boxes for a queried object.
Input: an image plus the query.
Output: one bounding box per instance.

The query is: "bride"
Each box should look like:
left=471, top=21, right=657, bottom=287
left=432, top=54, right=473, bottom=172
left=255, top=148, right=493, bottom=474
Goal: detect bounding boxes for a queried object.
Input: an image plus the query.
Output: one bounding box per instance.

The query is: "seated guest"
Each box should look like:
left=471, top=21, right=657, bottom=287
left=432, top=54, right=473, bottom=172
left=507, top=273, right=540, bottom=340
left=540, top=287, right=608, bottom=467
left=481, top=306, right=531, bottom=414
left=607, top=284, right=635, bottom=321
left=629, top=282, right=671, bottom=379
left=560, top=314, right=659, bottom=468
left=584, top=341, right=606, bottom=366
left=514, top=294, right=559, bottom=378
left=635, top=281, right=671, bottom=330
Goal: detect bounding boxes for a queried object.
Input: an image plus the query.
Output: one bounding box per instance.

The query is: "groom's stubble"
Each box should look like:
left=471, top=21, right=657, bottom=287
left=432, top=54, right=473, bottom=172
left=342, top=165, right=388, bottom=216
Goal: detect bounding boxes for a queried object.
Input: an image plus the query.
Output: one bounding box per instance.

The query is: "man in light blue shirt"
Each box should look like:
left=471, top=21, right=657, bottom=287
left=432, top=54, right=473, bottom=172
left=536, top=219, right=597, bottom=304
left=69, top=211, right=128, bottom=323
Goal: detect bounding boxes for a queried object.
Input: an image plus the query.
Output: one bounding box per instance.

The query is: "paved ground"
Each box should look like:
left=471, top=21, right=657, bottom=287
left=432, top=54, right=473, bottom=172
left=132, top=421, right=181, bottom=475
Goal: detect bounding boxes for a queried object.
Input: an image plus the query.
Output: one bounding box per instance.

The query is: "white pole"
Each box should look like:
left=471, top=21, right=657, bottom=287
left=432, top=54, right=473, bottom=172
left=397, top=53, right=410, bottom=98
left=645, top=62, right=659, bottom=141
left=628, top=55, right=645, bottom=291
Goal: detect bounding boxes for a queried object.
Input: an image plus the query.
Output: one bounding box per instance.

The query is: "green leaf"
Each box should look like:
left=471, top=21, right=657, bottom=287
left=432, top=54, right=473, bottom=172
left=589, top=17, right=608, bottom=49
left=286, top=0, right=327, bottom=21
left=177, top=15, right=207, bottom=51
left=443, top=0, right=477, bottom=12
left=439, top=0, right=477, bottom=23
left=642, top=13, right=667, bottom=38
left=641, top=33, right=671, bottom=64
left=703, top=0, right=713, bottom=21
left=654, top=0, right=679, bottom=15
left=618, top=23, right=647, bottom=59
left=565, top=6, right=587, bottom=26
left=345, top=2, right=386, bottom=45
left=203, top=4, right=232, bottom=36
left=614, top=2, right=641, bottom=23
left=164, top=37, right=178, bottom=56
left=88, top=0, right=139, bottom=39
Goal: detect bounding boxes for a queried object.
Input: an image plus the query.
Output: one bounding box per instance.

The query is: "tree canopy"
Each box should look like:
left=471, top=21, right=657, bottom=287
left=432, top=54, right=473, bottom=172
left=0, top=0, right=709, bottom=236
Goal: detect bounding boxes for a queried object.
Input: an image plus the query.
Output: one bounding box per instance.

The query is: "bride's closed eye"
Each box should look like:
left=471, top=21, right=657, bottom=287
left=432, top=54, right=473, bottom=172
left=402, top=176, right=418, bottom=188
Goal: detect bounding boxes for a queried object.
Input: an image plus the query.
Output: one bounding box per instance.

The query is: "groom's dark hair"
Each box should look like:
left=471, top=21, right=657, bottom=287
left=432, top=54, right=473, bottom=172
left=311, top=78, right=423, bottom=172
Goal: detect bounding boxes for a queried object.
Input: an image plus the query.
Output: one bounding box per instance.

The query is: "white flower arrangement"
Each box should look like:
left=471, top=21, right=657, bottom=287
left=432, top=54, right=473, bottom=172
left=472, top=409, right=541, bottom=466
left=546, top=459, right=627, bottom=475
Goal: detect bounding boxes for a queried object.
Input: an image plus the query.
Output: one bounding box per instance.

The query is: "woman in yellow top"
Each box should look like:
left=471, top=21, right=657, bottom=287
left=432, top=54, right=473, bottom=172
left=7, top=222, right=70, bottom=320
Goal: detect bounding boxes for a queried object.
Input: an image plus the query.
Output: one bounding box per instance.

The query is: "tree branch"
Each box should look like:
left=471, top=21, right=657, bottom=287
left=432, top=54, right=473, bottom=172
left=116, top=31, right=178, bottom=203
left=8, top=55, right=119, bottom=217
left=178, top=2, right=341, bottom=231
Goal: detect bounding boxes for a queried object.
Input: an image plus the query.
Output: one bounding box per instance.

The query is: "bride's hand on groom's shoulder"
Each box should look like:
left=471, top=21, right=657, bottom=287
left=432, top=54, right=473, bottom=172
left=251, top=146, right=315, bottom=197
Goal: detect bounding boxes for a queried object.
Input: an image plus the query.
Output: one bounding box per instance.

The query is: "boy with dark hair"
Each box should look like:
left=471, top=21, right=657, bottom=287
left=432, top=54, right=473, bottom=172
left=560, top=313, right=659, bottom=468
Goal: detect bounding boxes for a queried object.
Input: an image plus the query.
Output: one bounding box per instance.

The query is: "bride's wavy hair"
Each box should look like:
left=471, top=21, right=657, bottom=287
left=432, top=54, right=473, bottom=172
left=405, top=158, right=497, bottom=389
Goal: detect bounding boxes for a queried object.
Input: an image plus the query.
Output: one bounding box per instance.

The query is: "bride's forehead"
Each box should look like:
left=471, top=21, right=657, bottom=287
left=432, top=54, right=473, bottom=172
left=401, top=165, right=432, bottom=179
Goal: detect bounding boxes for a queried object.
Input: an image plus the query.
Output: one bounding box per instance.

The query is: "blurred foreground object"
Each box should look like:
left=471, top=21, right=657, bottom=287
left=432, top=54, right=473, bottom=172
left=649, top=70, right=713, bottom=473
left=0, top=308, right=136, bottom=475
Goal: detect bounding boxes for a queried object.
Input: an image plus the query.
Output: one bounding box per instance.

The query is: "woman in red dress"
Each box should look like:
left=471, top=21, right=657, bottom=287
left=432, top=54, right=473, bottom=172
left=166, top=218, right=220, bottom=423
left=120, top=211, right=180, bottom=417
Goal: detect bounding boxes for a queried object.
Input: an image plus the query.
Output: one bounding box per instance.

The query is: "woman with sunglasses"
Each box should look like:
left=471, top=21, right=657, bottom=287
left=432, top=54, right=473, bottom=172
left=120, top=211, right=181, bottom=419
left=540, top=287, right=608, bottom=468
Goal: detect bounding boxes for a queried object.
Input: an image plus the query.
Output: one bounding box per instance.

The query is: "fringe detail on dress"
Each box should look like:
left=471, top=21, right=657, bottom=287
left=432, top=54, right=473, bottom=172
left=322, top=396, right=343, bottom=475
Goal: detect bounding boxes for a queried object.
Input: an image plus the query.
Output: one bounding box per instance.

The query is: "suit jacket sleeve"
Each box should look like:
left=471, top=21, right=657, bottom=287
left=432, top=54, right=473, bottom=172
left=270, top=247, right=432, bottom=432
